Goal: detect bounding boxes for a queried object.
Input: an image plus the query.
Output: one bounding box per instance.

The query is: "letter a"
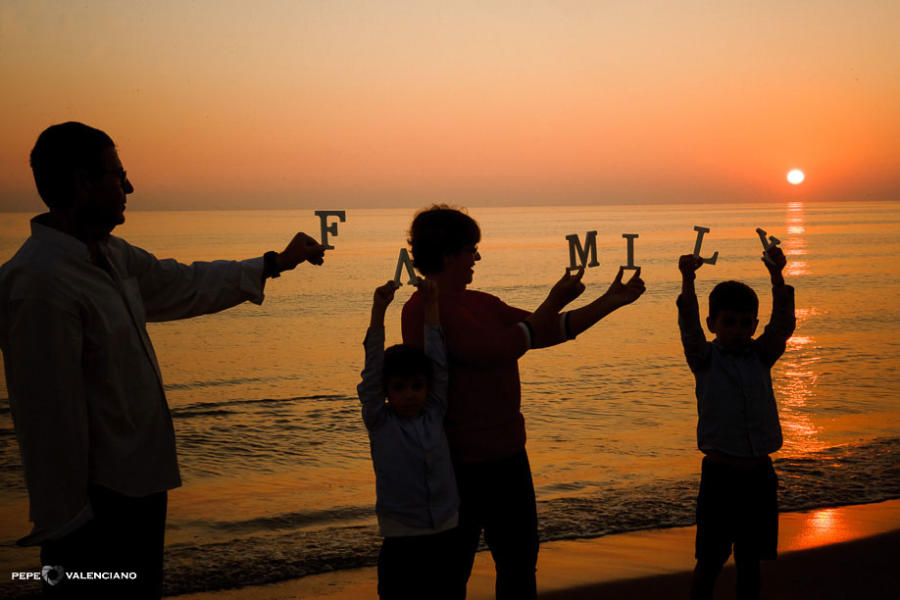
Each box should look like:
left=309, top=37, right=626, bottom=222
left=565, top=231, right=600, bottom=270
left=393, top=248, right=420, bottom=286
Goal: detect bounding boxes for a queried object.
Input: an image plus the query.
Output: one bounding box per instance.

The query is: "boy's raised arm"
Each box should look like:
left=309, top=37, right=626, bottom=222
left=756, top=246, right=796, bottom=366
left=369, top=280, right=398, bottom=330
left=677, top=254, right=709, bottom=371
left=358, top=281, right=399, bottom=429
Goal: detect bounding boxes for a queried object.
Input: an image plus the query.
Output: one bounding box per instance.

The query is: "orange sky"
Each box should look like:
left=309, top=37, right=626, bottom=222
left=1, top=1, right=899, bottom=211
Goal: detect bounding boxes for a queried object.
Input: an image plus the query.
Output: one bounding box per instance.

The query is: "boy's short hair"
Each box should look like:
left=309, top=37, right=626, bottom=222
left=30, top=122, right=115, bottom=209
left=408, top=205, right=481, bottom=275
left=384, top=344, right=433, bottom=387
left=709, top=280, right=759, bottom=319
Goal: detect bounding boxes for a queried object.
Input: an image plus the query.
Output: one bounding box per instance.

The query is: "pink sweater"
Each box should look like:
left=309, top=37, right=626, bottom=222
left=402, top=289, right=530, bottom=463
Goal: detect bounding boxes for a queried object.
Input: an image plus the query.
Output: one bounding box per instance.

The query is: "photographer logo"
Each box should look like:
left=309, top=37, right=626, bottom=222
left=11, top=566, right=136, bottom=584
left=41, top=565, right=64, bottom=586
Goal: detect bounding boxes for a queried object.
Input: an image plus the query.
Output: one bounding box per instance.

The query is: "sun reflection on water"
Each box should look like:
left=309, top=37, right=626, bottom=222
left=777, top=333, right=824, bottom=455
left=790, top=507, right=859, bottom=551
left=776, top=201, right=824, bottom=456
left=783, top=202, right=809, bottom=277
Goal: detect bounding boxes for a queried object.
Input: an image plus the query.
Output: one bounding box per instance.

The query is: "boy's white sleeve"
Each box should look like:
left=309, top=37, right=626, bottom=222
left=358, top=327, right=387, bottom=430
left=424, top=324, right=449, bottom=413
left=756, top=284, right=796, bottom=367
left=677, top=293, right=710, bottom=373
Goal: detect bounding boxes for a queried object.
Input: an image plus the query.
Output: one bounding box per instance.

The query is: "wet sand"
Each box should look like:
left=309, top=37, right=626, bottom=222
left=169, top=499, right=900, bottom=599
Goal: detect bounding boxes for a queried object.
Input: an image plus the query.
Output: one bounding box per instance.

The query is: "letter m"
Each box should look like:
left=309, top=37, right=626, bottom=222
left=566, top=231, right=599, bottom=269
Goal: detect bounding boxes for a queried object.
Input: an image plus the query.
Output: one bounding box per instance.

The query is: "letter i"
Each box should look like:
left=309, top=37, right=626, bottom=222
left=621, top=234, right=639, bottom=270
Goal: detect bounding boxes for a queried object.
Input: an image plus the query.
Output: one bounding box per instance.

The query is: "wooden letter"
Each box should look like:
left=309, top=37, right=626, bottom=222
left=314, top=210, right=347, bottom=250
left=393, top=248, right=419, bottom=286
left=565, top=231, right=600, bottom=270
left=692, top=226, right=719, bottom=265
left=621, top=234, right=639, bottom=270
left=756, top=227, right=781, bottom=266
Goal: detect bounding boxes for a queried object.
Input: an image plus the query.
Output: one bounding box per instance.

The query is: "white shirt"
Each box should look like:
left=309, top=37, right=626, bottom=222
left=358, top=325, right=459, bottom=536
left=677, top=284, right=796, bottom=458
left=0, top=216, right=265, bottom=545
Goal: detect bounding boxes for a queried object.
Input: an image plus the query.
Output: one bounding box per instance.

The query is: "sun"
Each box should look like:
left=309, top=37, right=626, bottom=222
left=787, top=169, right=805, bottom=185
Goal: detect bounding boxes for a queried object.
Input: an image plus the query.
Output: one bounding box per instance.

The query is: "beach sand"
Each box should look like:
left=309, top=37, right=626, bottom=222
left=169, top=499, right=900, bottom=599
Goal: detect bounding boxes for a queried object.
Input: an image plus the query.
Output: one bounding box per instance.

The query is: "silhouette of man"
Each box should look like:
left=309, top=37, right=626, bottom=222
left=0, top=122, right=326, bottom=599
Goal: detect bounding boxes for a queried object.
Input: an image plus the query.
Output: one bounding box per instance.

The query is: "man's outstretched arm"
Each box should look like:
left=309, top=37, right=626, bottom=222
left=123, top=232, right=326, bottom=322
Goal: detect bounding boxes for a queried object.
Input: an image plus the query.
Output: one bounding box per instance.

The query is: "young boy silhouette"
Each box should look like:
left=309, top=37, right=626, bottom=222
left=677, top=246, right=795, bottom=600
left=358, top=279, right=460, bottom=600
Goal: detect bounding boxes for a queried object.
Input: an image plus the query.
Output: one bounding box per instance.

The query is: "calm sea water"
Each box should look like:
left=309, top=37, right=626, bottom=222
left=1, top=201, right=899, bottom=596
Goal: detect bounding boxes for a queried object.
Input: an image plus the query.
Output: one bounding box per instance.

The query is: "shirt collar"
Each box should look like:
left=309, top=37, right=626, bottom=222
left=712, top=339, right=754, bottom=356
left=30, top=213, right=92, bottom=262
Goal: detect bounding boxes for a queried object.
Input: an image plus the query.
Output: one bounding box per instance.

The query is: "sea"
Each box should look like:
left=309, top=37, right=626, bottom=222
left=1, top=201, right=898, bottom=597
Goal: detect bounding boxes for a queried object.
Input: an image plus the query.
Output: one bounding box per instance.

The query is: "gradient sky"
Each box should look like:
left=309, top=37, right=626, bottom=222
left=2, top=1, right=899, bottom=211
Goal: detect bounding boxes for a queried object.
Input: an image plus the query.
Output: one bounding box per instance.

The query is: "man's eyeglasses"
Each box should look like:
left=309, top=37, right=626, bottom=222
left=98, top=169, right=128, bottom=187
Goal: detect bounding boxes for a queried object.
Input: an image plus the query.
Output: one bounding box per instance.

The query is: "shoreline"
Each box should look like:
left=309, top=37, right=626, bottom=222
left=168, top=498, right=900, bottom=599
left=538, top=530, right=900, bottom=599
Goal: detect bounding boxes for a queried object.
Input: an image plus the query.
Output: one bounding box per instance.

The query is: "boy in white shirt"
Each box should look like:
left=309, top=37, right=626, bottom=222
left=358, top=279, right=460, bottom=600
left=677, top=246, right=796, bottom=600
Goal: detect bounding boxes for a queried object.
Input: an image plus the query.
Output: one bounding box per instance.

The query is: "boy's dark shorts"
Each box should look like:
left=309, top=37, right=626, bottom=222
left=695, top=454, right=778, bottom=563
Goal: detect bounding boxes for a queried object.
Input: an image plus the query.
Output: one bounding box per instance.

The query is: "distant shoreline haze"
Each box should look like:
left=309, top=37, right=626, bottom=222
left=1, top=195, right=898, bottom=215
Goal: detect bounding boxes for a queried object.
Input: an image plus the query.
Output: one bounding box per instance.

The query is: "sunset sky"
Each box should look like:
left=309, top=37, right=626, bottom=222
left=1, top=1, right=898, bottom=211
